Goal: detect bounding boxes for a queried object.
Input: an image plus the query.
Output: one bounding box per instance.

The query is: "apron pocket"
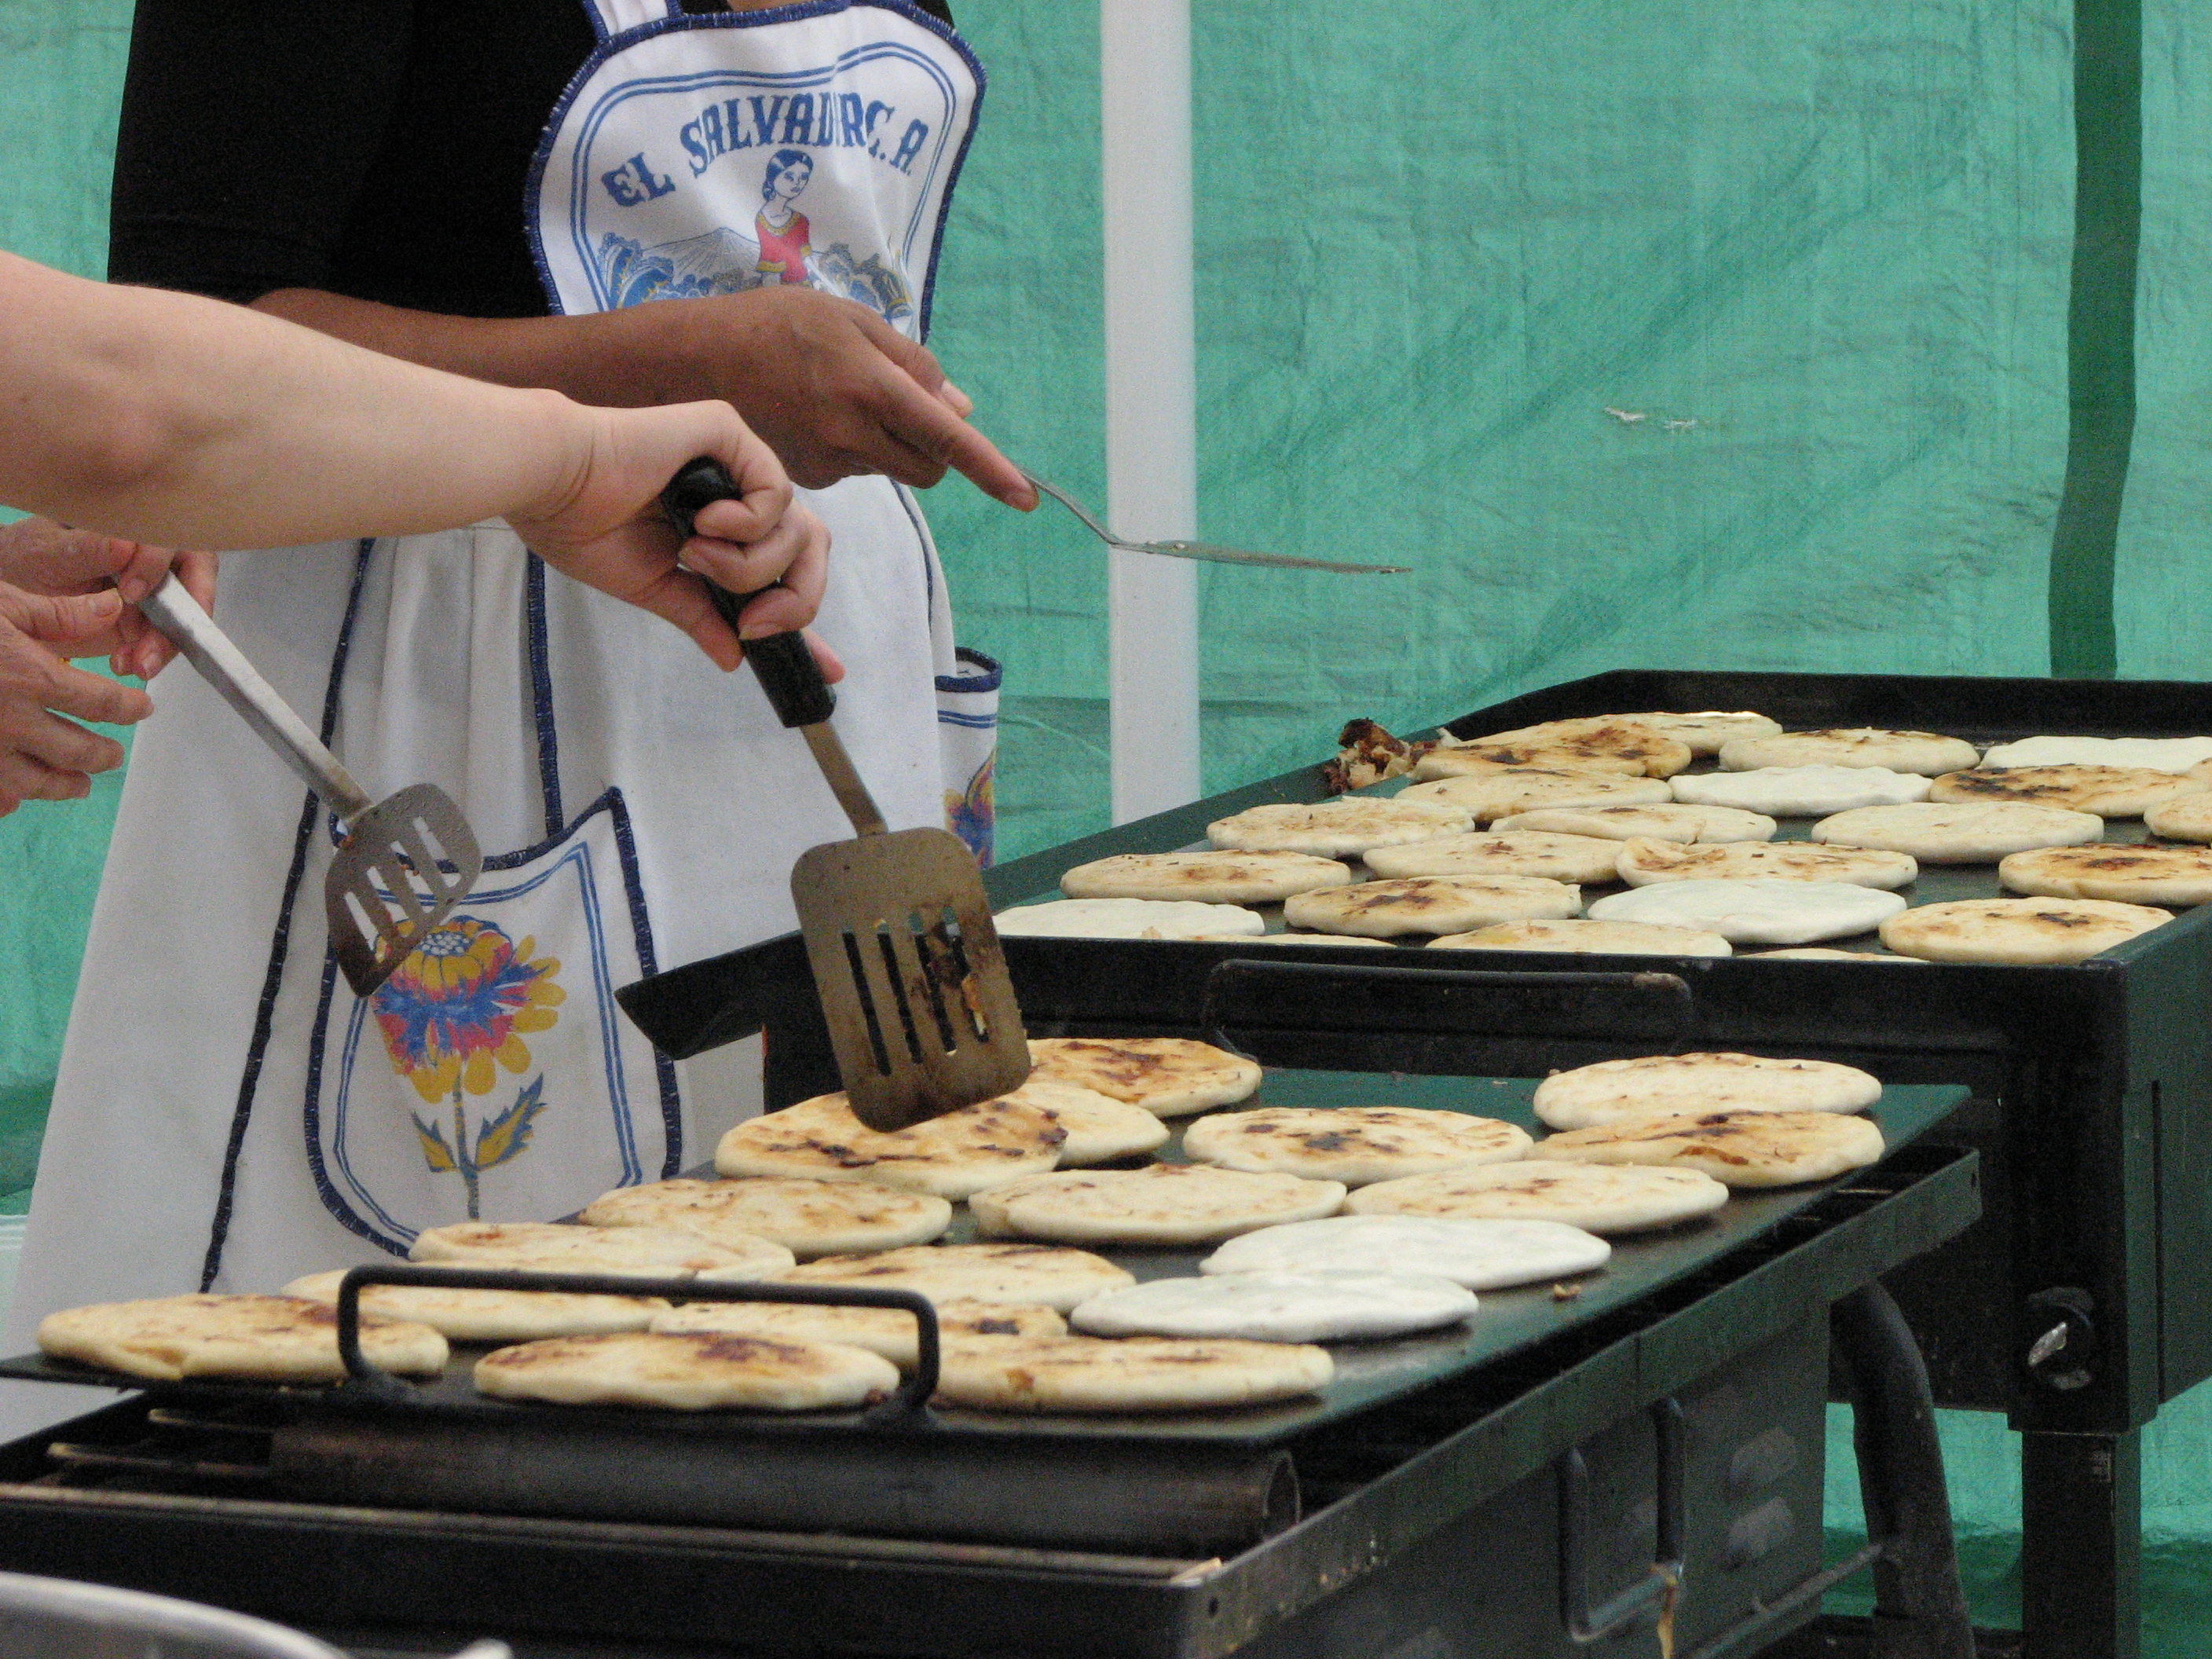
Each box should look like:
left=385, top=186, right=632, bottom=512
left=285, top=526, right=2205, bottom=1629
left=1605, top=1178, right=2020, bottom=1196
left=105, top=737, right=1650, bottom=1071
left=302, top=788, right=680, bottom=1254
left=937, top=646, right=1001, bottom=866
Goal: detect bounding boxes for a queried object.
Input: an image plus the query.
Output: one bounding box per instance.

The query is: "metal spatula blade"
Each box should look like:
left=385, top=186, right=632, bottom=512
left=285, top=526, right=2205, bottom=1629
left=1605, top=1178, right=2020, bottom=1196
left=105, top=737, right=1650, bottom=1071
left=325, top=782, right=484, bottom=998
left=791, top=829, right=1028, bottom=1126
left=139, top=575, right=485, bottom=998
left=661, top=459, right=1031, bottom=1130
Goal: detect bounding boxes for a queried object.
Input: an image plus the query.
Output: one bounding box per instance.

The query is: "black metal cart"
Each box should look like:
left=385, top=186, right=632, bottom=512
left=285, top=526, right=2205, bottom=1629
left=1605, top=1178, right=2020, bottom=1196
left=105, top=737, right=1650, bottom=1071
left=633, top=668, right=2212, bottom=1659
left=0, top=989, right=1976, bottom=1659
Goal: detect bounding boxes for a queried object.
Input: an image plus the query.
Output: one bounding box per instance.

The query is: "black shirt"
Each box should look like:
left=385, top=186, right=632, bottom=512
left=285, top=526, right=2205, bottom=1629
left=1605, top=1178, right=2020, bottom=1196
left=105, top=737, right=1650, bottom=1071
left=109, top=0, right=954, bottom=319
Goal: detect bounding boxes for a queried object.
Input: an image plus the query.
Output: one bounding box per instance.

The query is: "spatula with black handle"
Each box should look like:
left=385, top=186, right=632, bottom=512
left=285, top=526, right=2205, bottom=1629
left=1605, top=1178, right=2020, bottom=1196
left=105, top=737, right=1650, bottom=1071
left=657, top=457, right=1030, bottom=1130
left=138, top=573, right=483, bottom=998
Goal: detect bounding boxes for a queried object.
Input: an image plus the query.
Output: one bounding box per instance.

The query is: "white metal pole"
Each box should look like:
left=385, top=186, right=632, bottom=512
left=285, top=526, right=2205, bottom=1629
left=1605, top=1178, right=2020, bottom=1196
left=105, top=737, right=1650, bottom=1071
left=1101, top=0, right=1200, bottom=823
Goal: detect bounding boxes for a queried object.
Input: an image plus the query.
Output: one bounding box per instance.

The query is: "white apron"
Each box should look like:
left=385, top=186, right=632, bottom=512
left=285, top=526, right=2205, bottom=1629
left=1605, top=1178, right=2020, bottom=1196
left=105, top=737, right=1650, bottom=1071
left=8, top=0, right=994, bottom=1336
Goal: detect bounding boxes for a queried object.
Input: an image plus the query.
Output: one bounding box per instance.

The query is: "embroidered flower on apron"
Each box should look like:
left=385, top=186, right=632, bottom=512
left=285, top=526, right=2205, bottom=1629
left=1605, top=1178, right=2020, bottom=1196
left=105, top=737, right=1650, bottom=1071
left=302, top=551, right=683, bottom=1261
left=370, top=915, right=565, bottom=1216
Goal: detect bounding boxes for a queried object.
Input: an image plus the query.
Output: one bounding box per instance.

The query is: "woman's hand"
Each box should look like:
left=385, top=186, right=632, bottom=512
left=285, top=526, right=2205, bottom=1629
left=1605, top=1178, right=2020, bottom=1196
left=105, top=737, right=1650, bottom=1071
left=504, top=394, right=844, bottom=680
left=596, top=286, right=1038, bottom=507
left=0, top=582, right=155, bottom=815
left=0, top=517, right=218, bottom=679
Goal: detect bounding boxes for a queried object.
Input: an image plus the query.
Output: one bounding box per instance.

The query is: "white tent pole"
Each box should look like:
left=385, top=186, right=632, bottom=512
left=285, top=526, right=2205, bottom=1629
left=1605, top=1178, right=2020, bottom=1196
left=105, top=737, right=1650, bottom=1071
left=1100, top=0, right=1200, bottom=823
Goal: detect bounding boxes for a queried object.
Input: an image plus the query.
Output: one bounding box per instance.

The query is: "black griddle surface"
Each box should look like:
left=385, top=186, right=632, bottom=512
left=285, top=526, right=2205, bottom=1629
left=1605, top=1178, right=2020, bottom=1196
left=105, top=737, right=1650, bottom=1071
left=994, top=715, right=2212, bottom=961
left=0, top=1074, right=1965, bottom=1452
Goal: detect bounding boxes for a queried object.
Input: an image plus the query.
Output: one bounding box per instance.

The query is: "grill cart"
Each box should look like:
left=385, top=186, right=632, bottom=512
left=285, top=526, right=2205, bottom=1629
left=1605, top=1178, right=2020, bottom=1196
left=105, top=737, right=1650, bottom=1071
left=636, top=668, right=2212, bottom=1658
left=0, top=961, right=1974, bottom=1658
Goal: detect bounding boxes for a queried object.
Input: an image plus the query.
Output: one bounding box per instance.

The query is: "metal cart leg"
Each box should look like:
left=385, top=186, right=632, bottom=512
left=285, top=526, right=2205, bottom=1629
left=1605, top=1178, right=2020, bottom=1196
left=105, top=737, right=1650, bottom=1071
left=1830, top=1284, right=1975, bottom=1659
left=2020, top=1427, right=2140, bottom=1659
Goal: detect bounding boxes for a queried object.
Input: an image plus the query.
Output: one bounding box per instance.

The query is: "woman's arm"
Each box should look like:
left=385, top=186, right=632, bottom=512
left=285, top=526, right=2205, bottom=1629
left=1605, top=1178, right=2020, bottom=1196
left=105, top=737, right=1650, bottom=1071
left=0, top=251, right=831, bottom=666
left=253, top=284, right=1037, bottom=507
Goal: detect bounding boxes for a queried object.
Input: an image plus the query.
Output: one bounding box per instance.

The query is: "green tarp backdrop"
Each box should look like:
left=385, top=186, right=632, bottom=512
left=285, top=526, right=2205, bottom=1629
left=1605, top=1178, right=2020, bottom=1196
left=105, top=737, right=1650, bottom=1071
left=8, top=0, right=2212, bottom=1640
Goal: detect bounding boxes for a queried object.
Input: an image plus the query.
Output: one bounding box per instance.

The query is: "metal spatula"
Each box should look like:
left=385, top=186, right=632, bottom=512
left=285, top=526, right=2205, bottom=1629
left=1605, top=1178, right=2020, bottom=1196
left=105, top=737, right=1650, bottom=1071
left=139, top=573, right=484, bottom=998
left=661, top=459, right=1030, bottom=1130
left=1019, top=470, right=1414, bottom=575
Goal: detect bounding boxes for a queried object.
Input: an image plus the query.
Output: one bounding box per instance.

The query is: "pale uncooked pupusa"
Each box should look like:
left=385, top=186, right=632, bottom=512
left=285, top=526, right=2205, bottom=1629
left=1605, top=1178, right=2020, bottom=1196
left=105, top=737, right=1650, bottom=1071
left=1587, top=879, right=1906, bottom=945
left=1809, top=802, right=2104, bottom=863
left=1067, top=1270, right=1477, bottom=1343
left=1202, top=1214, right=1610, bottom=1289
left=1669, top=767, right=1933, bottom=817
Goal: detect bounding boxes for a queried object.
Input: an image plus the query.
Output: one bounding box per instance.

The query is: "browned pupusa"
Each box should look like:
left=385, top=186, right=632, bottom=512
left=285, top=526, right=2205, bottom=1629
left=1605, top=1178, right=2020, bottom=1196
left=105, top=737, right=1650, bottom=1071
left=1998, top=843, right=2212, bottom=907
left=775, top=1243, right=1134, bottom=1312
left=712, top=1089, right=1068, bottom=1199
left=1928, top=766, right=2199, bottom=818
left=1027, top=1036, right=1261, bottom=1117
left=1880, top=895, right=2172, bottom=964
left=1182, top=1105, right=1531, bottom=1185
left=933, top=1333, right=1333, bottom=1412
left=39, top=1294, right=447, bottom=1382
left=1284, top=875, right=1580, bottom=938
left=1538, top=1109, right=1885, bottom=1188
left=473, top=1330, right=899, bottom=1411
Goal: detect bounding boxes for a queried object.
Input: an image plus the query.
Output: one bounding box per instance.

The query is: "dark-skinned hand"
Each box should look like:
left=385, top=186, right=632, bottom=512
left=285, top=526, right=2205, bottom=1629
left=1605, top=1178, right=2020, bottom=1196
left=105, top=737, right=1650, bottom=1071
left=595, top=286, right=1038, bottom=506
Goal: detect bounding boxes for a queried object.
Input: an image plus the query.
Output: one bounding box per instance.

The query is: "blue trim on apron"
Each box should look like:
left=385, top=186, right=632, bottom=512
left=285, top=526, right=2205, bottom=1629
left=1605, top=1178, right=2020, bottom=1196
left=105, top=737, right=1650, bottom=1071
left=935, top=645, right=1000, bottom=695
left=892, top=480, right=936, bottom=607
left=525, top=554, right=566, bottom=837
left=200, top=540, right=379, bottom=1289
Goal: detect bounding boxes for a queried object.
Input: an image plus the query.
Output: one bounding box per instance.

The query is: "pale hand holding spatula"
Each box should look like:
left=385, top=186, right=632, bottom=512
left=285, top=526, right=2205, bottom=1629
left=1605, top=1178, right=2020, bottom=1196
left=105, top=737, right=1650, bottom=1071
left=659, top=459, right=1031, bottom=1131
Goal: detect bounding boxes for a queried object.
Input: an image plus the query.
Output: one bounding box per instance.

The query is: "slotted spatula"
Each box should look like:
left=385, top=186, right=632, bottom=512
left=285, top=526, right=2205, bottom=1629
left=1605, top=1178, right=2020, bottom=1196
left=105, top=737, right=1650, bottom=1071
left=139, top=573, right=484, bottom=998
left=660, top=459, right=1030, bottom=1130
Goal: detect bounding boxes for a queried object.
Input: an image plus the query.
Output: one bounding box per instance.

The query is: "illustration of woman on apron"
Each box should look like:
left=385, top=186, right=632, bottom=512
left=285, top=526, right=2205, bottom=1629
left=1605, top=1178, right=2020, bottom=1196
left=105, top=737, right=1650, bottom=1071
left=756, top=149, right=817, bottom=285
left=10, top=0, right=1002, bottom=1334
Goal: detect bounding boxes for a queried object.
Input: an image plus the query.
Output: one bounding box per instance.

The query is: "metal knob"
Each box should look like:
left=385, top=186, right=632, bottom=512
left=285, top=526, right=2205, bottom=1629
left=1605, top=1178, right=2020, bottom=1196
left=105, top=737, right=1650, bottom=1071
left=2023, top=1287, right=2097, bottom=1392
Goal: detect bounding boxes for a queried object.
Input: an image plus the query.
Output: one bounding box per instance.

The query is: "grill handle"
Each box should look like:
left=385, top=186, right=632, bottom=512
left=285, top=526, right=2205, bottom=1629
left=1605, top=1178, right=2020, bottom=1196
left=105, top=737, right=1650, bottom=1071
left=1199, top=960, right=1697, bottom=1060
left=334, top=1265, right=940, bottom=1420
left=1558, top=1395, right=1688, bottom=1645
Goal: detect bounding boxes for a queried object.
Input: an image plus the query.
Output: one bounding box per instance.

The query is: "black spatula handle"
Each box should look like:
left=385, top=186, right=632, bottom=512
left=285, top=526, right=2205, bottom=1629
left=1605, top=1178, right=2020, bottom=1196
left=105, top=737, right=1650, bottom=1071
left=661, top=456, right=835, bottom=729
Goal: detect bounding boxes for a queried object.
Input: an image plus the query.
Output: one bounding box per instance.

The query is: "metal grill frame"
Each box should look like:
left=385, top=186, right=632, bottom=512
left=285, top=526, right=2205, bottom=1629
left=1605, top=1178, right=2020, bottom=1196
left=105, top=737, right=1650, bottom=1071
left=0, top=1144, right=1977, bottom=1659
left=623, top=666, right=2212, bottom=1657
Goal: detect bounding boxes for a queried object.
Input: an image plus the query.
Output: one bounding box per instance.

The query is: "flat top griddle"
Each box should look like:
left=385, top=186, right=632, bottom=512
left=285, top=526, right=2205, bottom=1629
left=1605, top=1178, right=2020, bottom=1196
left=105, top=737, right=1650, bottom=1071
left=0, top=1071, right=1965, bottom=1453
left=619, top=670, right=2212, bottom=1068
left=994, top=747, right=2203, bottom=961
